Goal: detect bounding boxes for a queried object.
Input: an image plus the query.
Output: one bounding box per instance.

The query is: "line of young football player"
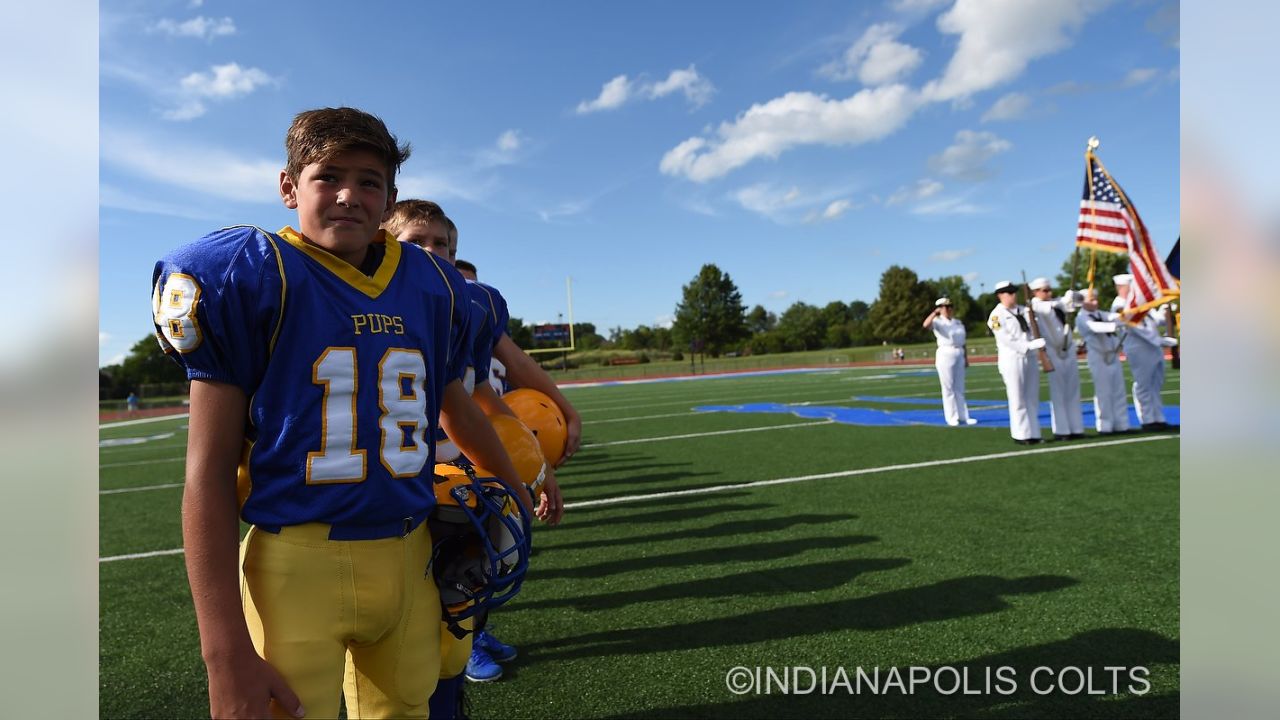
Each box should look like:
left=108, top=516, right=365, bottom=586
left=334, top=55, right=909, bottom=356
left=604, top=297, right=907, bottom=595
left=987, top=280, right=1048, bottom=445
left=1111, top=273, right=1178, bottom=430
left=1074, top=287, right=1131, bottom=434
left=922, top=296, right=976, bottom=426
left=155, top=107, right=532, bottom=720
left=1027, top=277, right=1086, bottom=440
left=384, top=200, right=563, bottom=717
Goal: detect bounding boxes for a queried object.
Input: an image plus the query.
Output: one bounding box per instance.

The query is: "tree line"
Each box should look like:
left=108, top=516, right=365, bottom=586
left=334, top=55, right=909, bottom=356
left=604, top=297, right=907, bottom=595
left=102, top=250, right=1127, bottom=395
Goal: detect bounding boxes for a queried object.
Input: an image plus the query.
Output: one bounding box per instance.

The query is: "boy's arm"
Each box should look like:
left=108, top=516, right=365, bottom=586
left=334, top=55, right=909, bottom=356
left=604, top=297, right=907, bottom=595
left=493, top=334, right=582, bottom=466
left=440, top=378, right=535, bottom=515
left=470, top=381, right=563, bottom=524
left=183, top=380, right=302, bottom=720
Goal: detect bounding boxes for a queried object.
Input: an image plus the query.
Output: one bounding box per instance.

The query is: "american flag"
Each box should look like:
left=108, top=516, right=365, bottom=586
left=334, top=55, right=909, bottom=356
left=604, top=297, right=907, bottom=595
left=1077, top=153, right=1179, bottom=320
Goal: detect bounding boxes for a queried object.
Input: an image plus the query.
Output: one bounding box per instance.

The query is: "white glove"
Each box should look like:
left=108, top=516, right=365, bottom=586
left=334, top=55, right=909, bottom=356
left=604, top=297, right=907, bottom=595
left=1027, top=338, right=1046, bottom=350
left=1161, top=336, right=1178, bottom=347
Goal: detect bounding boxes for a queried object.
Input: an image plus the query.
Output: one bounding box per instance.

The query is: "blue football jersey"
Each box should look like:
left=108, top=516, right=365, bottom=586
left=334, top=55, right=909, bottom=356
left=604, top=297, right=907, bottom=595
left=431, top=277, right=511, bottom=463
left=152, top=225, right=471, bottom=530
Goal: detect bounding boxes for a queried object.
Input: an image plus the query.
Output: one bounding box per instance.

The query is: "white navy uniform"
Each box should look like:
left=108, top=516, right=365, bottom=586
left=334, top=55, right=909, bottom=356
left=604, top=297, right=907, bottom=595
left=1075, top=309, right=1130, bottom=433
left=1113, top=298, right=1170, bottom=425
left=988, top=304, right=1042, bottom=441
left=1031, top=294, right=1084, bottom=436
left=930, top=316, right=971, bottom=425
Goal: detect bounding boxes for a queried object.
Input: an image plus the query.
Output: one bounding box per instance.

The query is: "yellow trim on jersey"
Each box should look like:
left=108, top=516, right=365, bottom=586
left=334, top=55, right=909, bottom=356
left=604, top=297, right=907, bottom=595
left=473, top=282, right=499, bottom=325
left=423, top=251, right=456, bottom=322
left=277, top=226, right=401, bottom=299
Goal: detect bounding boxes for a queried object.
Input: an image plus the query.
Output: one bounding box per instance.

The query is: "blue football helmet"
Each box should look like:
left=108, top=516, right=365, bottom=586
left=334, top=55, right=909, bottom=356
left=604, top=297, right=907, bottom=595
left=428, top=463, right=532, bottom=639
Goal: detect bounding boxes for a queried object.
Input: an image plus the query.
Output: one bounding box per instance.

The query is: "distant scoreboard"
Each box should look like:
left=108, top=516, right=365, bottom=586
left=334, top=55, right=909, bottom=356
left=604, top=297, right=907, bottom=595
left=533, top=323, right=571, bottom=343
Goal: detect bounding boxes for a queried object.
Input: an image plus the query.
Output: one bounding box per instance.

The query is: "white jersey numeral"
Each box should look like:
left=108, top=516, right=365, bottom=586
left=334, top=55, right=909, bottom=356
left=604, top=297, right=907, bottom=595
left=153, top=273, right=204, bottom=353
left=307, top=347, right=429, bottom=484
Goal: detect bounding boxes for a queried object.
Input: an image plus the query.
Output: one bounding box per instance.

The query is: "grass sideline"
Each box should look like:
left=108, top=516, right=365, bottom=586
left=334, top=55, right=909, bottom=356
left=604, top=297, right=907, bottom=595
left=100, top=364, right=1179, bottom=718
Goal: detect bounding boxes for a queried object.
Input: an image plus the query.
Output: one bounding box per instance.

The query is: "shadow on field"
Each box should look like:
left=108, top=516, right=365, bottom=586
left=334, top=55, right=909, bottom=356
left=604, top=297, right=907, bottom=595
left=573, top=469, right=726, bottom=491
left=508, top=557, right=910, bottom=613
left=595, top=628, right=1178, bottom=720
left=559, top=449, right=647, bottom=467
left=566, top=491, right=755, bottom=514
left=526, top=574, right=1077, bottom=659
left=554, top=502, right=779, bottom=533
left=551, top=513, right=858, bottom=550
left=535, top=535, right=878, bottom=581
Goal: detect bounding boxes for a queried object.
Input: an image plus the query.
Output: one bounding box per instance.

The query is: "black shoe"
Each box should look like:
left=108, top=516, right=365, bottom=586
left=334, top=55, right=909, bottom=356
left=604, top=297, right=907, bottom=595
left=1069, top=433, right=1086, bottom=440
left=1052, top=434, right=1070, bottom=442
left=1141, top=423, right=1162, bottom=432
left=1013, top=438, right=1042, bottom=446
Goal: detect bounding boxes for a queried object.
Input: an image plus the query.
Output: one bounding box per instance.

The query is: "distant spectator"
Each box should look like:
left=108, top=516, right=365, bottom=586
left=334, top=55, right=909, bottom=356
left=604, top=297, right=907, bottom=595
left=126, top=392, right=139, bottom=414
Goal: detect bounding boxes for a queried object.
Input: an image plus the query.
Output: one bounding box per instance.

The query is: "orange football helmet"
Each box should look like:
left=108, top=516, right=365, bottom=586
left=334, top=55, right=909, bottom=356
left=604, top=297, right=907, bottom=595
left=501, top=388, right=568, bottom=466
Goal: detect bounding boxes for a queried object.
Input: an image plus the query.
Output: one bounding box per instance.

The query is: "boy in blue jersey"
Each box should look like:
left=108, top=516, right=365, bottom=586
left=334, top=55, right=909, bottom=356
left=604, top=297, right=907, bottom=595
left=385, top=200, right=564, bottom=716
left=153, top=107, right=531, bottom=720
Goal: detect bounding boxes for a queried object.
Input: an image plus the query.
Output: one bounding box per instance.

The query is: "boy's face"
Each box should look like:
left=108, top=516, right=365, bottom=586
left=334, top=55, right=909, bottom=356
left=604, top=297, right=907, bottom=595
left=998, top=291, right=1017, bottom=308
left=397, top=219, right=454, bottom=265
left=279, top=149, right=396, bottom=267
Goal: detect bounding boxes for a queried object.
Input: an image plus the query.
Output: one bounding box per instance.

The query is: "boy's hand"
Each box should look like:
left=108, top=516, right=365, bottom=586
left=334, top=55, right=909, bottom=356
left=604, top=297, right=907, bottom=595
left=206, top=650, right=303, bottom=719
left=556, top=411, right=582, bottom=468
left=535, top=470, right=564, bottom=525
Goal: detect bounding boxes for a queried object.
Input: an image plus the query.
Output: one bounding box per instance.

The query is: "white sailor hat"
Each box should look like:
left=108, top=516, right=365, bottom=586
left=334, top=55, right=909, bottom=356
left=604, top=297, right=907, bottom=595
left=935, top=297, right=952, bottom=307
left=1028, top=277, right=1051, bottom=290
left=1113, top=273, right=1133, bottom=285
left=993, top=280, right=1017, bottom=294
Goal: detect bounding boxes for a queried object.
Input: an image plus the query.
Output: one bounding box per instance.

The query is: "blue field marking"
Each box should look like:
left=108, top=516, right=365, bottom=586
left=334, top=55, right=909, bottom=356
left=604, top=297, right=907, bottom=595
left=694, top=398, right=1180, bottom=429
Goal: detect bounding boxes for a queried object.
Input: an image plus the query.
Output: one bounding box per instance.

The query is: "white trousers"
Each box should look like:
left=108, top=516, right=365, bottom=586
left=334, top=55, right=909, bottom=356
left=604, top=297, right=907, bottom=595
left=1085, top=352, right=1129, bottom=433
left=998, top=351, right=1041, bottom=440
left=1126, top=344, right=1166, bottom=424
left=1044, top=348, right=1084, bottom=435
left=935, top=347, right=970, bottom=425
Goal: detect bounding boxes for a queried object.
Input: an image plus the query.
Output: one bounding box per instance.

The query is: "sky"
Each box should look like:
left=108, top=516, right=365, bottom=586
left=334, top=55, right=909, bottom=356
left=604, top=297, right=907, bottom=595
left=99, top=0, right=1180, bottom=366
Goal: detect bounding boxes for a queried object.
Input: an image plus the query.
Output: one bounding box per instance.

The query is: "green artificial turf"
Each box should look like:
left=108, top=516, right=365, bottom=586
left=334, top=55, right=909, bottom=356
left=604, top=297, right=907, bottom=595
left=99, top=364, right=1179, bottom=718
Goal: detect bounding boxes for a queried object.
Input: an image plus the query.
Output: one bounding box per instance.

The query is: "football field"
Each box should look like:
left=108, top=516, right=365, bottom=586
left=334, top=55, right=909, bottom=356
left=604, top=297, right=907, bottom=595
left=99, top=362, right=1180, bottom=718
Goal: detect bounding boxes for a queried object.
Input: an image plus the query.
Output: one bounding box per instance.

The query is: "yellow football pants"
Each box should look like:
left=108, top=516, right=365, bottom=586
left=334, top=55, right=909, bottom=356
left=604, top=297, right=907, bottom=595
left=240, top=522, right=441, bottom=719
left=439, top=617, right=475, bottom=679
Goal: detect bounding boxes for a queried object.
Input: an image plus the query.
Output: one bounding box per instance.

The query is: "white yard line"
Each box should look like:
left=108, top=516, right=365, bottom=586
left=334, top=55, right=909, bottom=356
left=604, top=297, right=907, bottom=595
left=99, top=413, right=189, bottom=429
left=566, top=434, right=1179, bottom=509
left=101, top=456, right=185, bottom=468
left=101, top=433, right=1178, bottom=563
left=581, top=419, right=833, bottom=448
left=100, top=482, right=183, bottom=496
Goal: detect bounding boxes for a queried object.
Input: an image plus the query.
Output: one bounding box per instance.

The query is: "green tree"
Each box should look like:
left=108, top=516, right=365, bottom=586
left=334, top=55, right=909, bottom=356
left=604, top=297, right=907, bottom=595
left=928, top=275, right=976, bottom=324
left=672, top=264, right=749, bottom=357
left=102, top=335, right=189, bottom=397
left=867, top=265, right=934, bottom=343
left=1055, top=250, right=1129, bottom=311
left=745, top=304, right=776, bottom=335
left=507, top=317, right=534, bottom=348
left=775, top=302, right=825, bottom=351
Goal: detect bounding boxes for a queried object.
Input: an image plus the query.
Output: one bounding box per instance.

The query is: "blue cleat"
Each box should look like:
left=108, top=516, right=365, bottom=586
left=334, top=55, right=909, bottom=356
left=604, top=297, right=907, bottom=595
left=464, top=646, right=503, bottom=683
left=474, top=629, right=517, bottom=663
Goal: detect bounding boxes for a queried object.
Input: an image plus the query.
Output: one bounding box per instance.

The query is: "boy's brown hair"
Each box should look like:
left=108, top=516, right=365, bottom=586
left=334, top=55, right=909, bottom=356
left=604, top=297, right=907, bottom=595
left=383, top=198, right=448, bottom=238
left=284, top=107, right=411, bottom=188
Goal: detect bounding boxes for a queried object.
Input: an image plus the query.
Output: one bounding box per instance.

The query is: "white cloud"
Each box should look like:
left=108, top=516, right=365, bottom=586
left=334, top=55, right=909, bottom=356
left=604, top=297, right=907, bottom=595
left=930, top=247, right=975, bottom=262
left=912, top=196, right=984, bottom=215
left=189, top=0, right=204, bottom=7
left=733, top=183, right=803, bottom=220
left=162, top=62, right=275, bottom=120
left=963, top=271, right=980, bottom=283
left=151, top=16, right=236, bottom=40
left=923, top=0, right=1103, bottom=102
left=1122, top=67, right=1159, bottom=87
left=929, top=129, right=1011, bottom=180
left=646, top=65, right=714, bottom=107
left=661, top=84, right=922, bottom=182
left=576, top=74, right=633, bottom=114
left=887, top=178, right=944, bottom=205
left=99, top=331, right=110, bottom=347
left=822, top=199, right=852, bottom=219
left=819, top=23, right=923, bottom=86
left=100, top=128, right=281, bottom=203
left=578, top=66, right=715, bottom=113
left=981, top=92, right=1031, bottom=122
left=653, top=313, right=675, bottom=329
left=106, top=353, right=127, bottom=366
left=769, top=290, right=789, bottom=299
left=537, top=200, right=590, bottom=223
left=100, top=182, right=223, bottom=220
left=497, top=129, right=521, bottom=152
